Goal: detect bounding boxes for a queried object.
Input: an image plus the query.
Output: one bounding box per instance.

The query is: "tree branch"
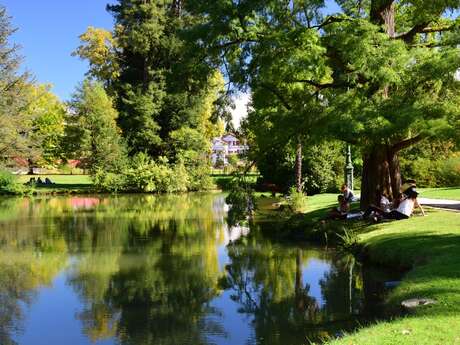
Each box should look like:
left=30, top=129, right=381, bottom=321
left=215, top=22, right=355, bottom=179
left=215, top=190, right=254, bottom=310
left=289, top=79, right=344, bottom=90
left=392, top=134, right=424, bottom=152
left=394, top=22, right=456, bottom=43
left=311, top=16, right=352, bottom=30
left=212, top=38, right=259, bottom=50
left=259, top=83, right=292, bottom=110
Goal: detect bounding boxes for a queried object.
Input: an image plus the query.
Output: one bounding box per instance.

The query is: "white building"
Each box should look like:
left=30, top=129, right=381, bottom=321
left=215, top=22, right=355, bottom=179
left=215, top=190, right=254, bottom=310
left=211, top=133, right=248, bottom=166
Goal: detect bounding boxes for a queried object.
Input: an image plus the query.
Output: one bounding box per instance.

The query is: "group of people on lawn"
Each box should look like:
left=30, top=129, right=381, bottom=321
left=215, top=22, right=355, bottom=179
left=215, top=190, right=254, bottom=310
left=330, top=180, right=425, bottom=221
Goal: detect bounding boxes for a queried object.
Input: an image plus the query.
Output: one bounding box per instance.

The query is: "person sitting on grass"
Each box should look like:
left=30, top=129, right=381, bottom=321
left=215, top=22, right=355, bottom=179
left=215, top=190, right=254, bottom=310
left=341, top=184, right=355, bottom=203
left=401, top=178, right=417, bottom=195
left=382, top=189, right=425, bottom=221
left=328, top=195, right=350, bottom=220
left=363, top=192, right=392, bottom=219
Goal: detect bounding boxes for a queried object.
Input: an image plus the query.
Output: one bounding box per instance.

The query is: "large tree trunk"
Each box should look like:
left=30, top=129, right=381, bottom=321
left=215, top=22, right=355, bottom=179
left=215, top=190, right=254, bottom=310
left=27, top=158, right=35, bottom=175
left=360, top=144, right=401, bottom=209
left=360, top=1, right=399, bottom=208
left=295, top=137, right=302, bottom=193
left=370, top=0, right=396, bottom=37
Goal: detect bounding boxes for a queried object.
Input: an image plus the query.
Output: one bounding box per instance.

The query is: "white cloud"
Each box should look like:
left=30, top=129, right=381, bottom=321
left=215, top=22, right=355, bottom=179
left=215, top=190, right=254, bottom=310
left=231, top=92, right=251, bottom=129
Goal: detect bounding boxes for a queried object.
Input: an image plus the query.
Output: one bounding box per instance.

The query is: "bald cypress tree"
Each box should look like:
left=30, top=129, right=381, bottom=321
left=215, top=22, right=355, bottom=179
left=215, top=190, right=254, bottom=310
left=188, top=0, right=460, bottom=207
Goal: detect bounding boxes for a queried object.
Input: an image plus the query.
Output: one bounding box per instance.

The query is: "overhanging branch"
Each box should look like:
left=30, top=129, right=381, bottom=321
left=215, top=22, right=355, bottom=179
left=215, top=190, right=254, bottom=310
left=392, top=134, right=424, bottom=152
left=395, top=22, right=456, bottom=43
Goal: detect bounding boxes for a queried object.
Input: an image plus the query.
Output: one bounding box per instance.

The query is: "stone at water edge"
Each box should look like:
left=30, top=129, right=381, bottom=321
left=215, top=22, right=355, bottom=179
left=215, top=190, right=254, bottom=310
left=401, top=298, right=437, bottom=309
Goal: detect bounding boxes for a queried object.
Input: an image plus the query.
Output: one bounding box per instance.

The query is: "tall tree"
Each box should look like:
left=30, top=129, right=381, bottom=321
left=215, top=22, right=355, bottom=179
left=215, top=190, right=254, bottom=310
left=0, top=6, right=33, bottom=164
left=189, top=0, right=331, bottom=192
left=68, top=80, right=126, bottom=173
left=189, top=0, right=460, bottom=207
left=323, top=0, right=460, bottom=207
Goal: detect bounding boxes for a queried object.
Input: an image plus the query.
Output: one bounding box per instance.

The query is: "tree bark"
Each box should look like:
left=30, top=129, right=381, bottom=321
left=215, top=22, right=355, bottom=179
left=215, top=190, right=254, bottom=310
left=360, top=1, right=399, bottom=209
left=295, top=137, right=302, bottom=193
left=360, top=144, right=401, bottom=209
left=370, top=0, right=395, bottom=37
left=27, top=158, right=34, bottom=175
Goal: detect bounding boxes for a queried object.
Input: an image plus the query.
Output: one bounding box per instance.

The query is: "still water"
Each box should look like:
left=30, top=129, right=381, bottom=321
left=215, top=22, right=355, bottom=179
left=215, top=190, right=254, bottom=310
left=0, top=194, right=386, bottom=345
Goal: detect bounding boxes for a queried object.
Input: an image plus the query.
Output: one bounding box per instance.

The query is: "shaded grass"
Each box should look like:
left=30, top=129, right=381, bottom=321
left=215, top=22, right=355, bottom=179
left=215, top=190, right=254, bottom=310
left=326, top=209, right=460, bottom=345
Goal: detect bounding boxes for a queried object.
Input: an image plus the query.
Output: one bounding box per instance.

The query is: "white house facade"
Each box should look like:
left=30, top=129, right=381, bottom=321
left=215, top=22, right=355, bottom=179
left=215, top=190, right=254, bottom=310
left=211, top=134, right=248, bottom=166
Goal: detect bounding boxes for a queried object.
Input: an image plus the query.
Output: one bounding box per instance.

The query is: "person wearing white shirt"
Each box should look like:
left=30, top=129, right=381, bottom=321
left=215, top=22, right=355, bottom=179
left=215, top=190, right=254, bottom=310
left=384, top=190, right=425, bottom=220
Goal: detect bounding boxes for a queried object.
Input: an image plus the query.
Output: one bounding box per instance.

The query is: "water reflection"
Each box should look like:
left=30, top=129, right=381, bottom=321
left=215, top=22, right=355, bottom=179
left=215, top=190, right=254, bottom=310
left=0, top=194, right=380, bottom=345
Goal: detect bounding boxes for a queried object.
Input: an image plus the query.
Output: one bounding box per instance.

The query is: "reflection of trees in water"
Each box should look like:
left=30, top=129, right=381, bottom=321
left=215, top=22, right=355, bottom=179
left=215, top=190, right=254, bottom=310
left=61, top=194, right=228, bottom=345
left=0, top=194, right=228, bottom=345
left=220, top=232, right=365, bottom=344
left=0, top=194, right=366, bottom=345
left=0, top=214, right=68, bottom=345
left=319, top=255, right=364, bottom=320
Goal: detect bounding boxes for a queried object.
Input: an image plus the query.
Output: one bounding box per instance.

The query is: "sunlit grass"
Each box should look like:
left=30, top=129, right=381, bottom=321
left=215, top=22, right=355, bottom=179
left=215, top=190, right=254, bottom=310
left=326, top=209, right=460, bottom=345
left=419, top=187, right=460, bottom=201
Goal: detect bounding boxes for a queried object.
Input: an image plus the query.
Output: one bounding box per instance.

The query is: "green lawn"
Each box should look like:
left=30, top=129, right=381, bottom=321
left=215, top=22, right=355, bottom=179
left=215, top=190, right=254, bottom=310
left=17, top=174, right=93, bottom=193
left=419, top=187, right=460, bottom=201
left=325, top=209, right=460, bottom=345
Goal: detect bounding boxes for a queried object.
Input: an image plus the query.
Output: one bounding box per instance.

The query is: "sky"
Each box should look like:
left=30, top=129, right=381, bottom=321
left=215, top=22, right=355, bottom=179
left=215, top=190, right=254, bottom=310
left=3, top=0, right=341, bottom=127
left=3, top=0, right=114, bottom=101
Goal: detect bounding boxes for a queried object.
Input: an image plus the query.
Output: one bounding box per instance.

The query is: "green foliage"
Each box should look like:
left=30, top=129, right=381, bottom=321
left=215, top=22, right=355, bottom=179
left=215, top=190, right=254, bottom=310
left=438, top=156, right=460, bottom=187
left=400, top=140, right=459, bottom=187
left=26, top=84, right=66, bottom=165
left=0, top=6, right=34, bottom=163
left=68, top=80, right=127, bottom=174
left=0, top=170, right=23, bottom=194
left=93, top=153, right=190, bottom=193
left=191, top=0, right=460, bottom=204
left=92, top=170, right=126, bottom=193
left=248, top=134, right=345, bottom=194
left=287, top=186, right=308, bottom=213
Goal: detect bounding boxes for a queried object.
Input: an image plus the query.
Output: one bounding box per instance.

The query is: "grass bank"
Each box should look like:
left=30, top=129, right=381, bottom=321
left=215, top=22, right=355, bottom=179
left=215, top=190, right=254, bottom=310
left=325, top=209, right=460, bottom=345
left=252, top=192, right=460, bottom=344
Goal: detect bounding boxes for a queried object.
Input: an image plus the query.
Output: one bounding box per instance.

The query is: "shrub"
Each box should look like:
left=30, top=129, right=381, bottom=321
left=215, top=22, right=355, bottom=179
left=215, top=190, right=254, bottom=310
left=0, top=170, right=24, bottom=194
left=92, top=169, right=127, bottom=193
left=287, top=186, right=308, bottom=213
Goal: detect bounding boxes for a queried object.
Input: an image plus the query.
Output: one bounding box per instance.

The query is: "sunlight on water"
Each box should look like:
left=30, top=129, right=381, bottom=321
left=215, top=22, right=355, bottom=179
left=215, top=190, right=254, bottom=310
left=0, top=194, right=385, bottom=345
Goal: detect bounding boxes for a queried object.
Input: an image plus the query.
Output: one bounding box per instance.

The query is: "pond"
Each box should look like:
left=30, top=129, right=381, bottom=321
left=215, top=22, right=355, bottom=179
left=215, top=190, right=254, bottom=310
left=0, top=193, right=390, bottom=345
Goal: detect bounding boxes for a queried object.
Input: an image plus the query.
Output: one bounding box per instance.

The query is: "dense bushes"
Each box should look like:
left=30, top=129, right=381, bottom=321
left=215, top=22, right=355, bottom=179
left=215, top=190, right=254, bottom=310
left=0, top=170, right=23, bottom=194
left=92, top=153, right=214, bottom=193
left=253, top=140, right=349, bottom=195
left=400, top=140, right=460, bottom=187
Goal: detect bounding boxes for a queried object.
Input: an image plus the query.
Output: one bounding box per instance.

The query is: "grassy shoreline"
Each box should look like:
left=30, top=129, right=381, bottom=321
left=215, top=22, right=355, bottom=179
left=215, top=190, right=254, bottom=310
left=251, top=192, right=460, bottom=344
left=324, top=208, right=460, bottom=345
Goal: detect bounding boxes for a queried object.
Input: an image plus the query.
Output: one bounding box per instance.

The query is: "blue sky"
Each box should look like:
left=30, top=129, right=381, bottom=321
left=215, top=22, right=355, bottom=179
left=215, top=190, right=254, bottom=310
left=2, top=0, right=341, bottom=102
left=3, top=0, right=114, bottom=101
